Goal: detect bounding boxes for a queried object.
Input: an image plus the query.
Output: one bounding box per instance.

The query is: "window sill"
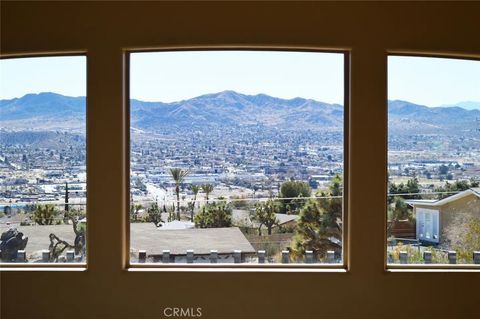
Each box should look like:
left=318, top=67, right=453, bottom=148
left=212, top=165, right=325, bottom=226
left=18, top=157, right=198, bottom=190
left=127, top=264, right=347, bottom=273
left=0, top=263, right=87, bottom=272
left=386, top=264, right=480, bottom=272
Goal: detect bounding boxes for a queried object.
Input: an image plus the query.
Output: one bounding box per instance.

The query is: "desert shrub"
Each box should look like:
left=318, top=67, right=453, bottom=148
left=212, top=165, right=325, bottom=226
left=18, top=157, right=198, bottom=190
left=390, top=242, right=423, bottom=264
left=33, top=204, right=59, bottom=225
left=444, top=215, right=480, bottom=262
left=194, top=202, right=232, bottom=228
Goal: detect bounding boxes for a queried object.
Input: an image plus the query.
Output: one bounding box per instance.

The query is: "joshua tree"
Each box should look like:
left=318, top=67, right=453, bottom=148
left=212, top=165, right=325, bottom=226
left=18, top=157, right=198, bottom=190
left=194, top=202, right=232, bottom=228
left=130, top=203, right=143, bottom=222
left=169, top=168, right=189, bottom=220
left=147, top=202, right=163, bottom=227
left=49, top=209, right=86, bottom=261
left=33, top=204, right=59, bottom=225
left=252, top=199, right=280, bottom=235
left=190, top=185, right=200, bottom=221
left=201, top=183, right=214, bottom=204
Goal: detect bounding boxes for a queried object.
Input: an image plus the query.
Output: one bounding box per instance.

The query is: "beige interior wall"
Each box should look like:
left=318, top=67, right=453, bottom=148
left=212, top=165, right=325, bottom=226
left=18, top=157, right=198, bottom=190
left=1, top=2, right=479, bottom=319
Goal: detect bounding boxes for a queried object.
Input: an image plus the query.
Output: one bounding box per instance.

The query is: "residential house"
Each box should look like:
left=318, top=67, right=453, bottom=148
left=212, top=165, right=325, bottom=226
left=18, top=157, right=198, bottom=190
left=407, top=188, right=480, bottom=245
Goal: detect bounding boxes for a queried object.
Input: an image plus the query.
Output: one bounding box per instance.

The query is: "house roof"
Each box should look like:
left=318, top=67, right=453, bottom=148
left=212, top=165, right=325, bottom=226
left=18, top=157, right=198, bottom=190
left=276, top=213, right=300, bottom=224
left=406, top=188, right=480, bottom=208
left=232, top=209, right=299, bottom=228
left=0, top=224, right=76, bottom=254
left=158, top=220, right=195, bottom=230
left=0, top=223, right=255, bottom=257
left=130, top=225, right=255, bottom=256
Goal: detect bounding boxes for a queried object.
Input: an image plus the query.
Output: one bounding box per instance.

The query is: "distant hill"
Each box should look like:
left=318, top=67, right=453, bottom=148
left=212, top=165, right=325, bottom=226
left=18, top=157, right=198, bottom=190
left=439, top=101, right=480, bottom=111
left=0, top=130, right=85, bottom=149
left=0, top=92, right=86, bottom=132
left=131, top=90, right=343, bottom=130
left=1, top=91, right=479, bottom=134
left=388, top=100, right=480, bottom=134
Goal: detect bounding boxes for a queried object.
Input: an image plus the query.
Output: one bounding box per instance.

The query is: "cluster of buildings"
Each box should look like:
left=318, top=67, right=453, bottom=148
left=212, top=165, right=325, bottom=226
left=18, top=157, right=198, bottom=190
left=2, top=123, right=479, bottom=260
left=130, top=125, right=344, bottom=202
left=0, top=139, right=87, bottom=214
left=388, top=132, right=480, bottom=184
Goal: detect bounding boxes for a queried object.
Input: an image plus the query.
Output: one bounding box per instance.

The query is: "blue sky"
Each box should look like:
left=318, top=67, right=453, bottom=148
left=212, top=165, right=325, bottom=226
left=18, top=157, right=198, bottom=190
left=129, top=51, right=344, bottom=104
left=0, top=53, right=479, bottom=108
left=0, top=56, right=86, bottom=99
left=388, top=56, right=480, bottom=107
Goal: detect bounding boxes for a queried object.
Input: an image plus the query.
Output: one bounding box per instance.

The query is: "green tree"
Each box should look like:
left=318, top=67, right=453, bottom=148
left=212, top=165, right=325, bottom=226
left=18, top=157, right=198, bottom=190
left=194, top=202, right=232, bottom=228
left=388, top=177, right=421, bottom=202
left=33, top=204, right=59, bottom=225
left=387, top=196, right=413, bottom=237
left=170, top=168, right=189, bottom=220
left=435, top=180, right=477, bottom=199
left=471, top=179, right=480, bottom=188
left=406, top=177, right=420, bottom=196
left=167, top=203, right=175, bottom=222
left=292, top=175, right=342, bottom=259
left=130, top=203, right=143, bottom=222
left=278, top=180, right=311, bottom=214
left=439, top=164, right=449, bottom=175
left=201, top=183, right=214, bottom=203
left=251, top=199, right=280, bottom=235
left=147, top=202, right=163, bottom=227
left=189, top=185, right=200, bottom=221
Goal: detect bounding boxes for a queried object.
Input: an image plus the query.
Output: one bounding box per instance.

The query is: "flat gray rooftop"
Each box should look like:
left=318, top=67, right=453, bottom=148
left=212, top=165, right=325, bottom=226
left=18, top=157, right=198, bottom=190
left=0, top=223, right=255, bottom=257
left=0, top=224, right=76, bottom=254
left=131, top=224, right=255, bottom=255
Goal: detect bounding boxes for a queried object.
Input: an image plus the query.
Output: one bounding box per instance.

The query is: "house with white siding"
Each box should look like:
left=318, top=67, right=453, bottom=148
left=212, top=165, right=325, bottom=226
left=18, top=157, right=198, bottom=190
left=407, top=188, right=480, bottom=245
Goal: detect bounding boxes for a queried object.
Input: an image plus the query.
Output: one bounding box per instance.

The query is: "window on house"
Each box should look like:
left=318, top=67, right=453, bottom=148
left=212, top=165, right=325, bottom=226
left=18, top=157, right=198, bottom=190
left=0, top=56, right=87, bottom=264
left=129, top=50, right=346, bottom=265
left=387, top=56, right=480, bottom=266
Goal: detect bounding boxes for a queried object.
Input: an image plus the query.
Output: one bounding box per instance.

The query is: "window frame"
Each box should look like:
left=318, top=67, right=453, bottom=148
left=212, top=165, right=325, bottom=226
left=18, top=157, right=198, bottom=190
left=1, top=51, right=479, bottom=272
left=385, top=52, right=480, bottom=271
left=0, top=52, right=89, bottom=270
left=124, top=48, right=351, bottom=271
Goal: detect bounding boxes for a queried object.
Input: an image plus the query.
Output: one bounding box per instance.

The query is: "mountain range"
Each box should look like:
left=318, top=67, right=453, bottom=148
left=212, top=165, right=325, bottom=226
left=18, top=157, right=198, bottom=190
left=1, top=91, right=479, bottom=134
left=439, top=101, right=480, bottom=111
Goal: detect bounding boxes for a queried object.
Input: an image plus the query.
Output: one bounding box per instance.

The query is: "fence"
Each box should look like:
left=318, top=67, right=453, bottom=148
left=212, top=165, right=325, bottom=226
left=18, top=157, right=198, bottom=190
left=4, top=248, right=480, bottom=265
left=388, top=220, right=416, bottom=239
left=388, top=250, right=480, bottom=265
left=0, top=249, right=85, bottom=263
left=134, top=249, right=340, bottom=264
